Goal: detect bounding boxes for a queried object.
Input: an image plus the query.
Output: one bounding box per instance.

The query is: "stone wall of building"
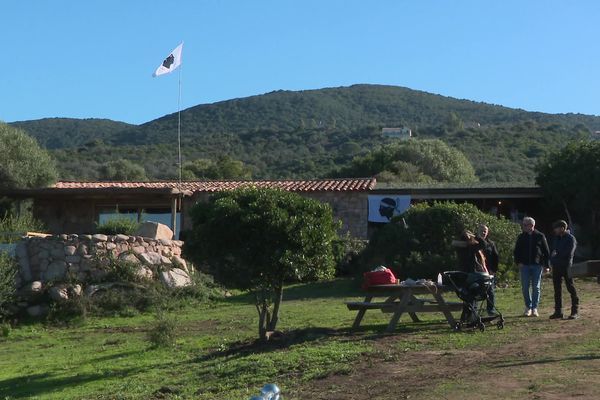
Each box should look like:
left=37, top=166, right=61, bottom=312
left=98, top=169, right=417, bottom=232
left=182, top=191, right=369, bottom=239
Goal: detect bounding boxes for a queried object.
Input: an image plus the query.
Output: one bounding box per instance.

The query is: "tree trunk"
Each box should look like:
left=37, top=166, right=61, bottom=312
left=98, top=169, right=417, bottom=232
left=255, top=293, right=269, bottom=341
left=268, top=283, right=284, bottom=331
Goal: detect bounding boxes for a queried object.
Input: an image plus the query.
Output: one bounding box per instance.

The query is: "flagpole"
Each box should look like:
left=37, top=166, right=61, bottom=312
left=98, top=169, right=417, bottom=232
left=177, top=62, right=182, bottom=184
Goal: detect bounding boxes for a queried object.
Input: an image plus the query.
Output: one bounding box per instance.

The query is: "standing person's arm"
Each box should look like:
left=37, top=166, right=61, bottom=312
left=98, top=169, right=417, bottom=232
left=541, top=234, right=551, bottom=268
left=490, top=241, right=500, bottom=273
left=514, top=236, right=523, bottom=266
left=566, top=235, right=577, bottom=267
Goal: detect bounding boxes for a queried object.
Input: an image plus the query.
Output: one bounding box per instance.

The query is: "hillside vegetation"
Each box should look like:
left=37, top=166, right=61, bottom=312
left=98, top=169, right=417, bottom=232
left=9, top=84, right=600, bottom=183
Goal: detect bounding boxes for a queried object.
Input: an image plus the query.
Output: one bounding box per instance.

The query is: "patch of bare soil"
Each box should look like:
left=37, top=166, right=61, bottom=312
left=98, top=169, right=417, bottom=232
left=291, top=281, right=600, bottom=400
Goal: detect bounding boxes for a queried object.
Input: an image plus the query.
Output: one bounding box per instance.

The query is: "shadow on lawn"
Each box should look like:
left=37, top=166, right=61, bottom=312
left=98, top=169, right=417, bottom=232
left=0, top=367, right=138, bottom=399
left=492, top=354, right=600, bottom=368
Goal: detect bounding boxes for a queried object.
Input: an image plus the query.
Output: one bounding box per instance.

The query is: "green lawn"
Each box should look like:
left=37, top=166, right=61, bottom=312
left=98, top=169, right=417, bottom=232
left=0, top=278, right=598, bottom=399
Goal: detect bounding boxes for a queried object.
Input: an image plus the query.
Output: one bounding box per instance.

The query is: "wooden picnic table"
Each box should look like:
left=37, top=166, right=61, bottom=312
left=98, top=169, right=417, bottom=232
left=345, top=284, right=463, bottom=332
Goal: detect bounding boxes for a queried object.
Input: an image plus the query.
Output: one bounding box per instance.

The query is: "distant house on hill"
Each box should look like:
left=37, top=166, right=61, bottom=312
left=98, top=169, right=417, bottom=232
left=382, top=127, right=412, bottom=140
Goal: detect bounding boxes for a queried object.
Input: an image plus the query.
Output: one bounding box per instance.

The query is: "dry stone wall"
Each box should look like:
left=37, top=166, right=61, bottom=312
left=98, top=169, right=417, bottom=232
left=10, top=233, right=194, bottom=317
left=16, top=233, right=190, bottom=287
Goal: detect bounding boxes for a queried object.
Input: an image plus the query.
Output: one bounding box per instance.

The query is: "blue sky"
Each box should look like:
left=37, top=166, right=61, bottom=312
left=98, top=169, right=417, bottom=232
left=1, top=1, right=599, bottom=124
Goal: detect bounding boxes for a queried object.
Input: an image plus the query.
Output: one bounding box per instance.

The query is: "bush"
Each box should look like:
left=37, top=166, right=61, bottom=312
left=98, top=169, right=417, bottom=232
left=0, top=252, right=17, bottom=320
left=0, top=212, right=46, bottom=243
left=147, top=310, right=177, bottom=347
left=333, top=234, right=368, bottom=276
left=96, top=217, right=140, bottom=236
left=361, top=202, right=521, bottom=282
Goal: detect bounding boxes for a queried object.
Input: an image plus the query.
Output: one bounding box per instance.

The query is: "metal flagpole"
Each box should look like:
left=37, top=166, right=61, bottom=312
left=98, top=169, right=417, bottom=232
left=177, top=63, right=182, bottom=184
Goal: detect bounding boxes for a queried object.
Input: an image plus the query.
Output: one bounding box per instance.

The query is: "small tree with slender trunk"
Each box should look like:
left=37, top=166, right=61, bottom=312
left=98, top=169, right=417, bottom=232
left=184, top=187, right=338, bottom=341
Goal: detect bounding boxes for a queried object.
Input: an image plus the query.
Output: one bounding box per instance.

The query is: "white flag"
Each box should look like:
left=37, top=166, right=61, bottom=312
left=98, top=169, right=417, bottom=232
left=153, top=43, right=183, bottom=77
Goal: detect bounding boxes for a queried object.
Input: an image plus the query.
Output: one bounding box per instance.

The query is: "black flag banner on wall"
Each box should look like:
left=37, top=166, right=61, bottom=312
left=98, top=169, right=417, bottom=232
left=153, top=43, right=183, bottom=77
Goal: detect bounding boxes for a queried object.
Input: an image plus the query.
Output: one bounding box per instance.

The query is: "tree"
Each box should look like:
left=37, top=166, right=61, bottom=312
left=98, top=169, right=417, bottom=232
left=184, top=188, right=338, bottom=340
left=536, top=141, right=600, bottom=257
left=337, top=139, right=478, bottom=184
left=99, top=159, right=148, bottom=181
left=0, top=123, right=58, bottom=189
left=182, top=155, right=252, bottom=180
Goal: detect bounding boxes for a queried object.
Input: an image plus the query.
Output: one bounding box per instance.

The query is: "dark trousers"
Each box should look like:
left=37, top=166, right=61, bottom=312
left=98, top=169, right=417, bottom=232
left=552, top=266, right=579, bottom=313
left=486, top=278, right=496, bottom=313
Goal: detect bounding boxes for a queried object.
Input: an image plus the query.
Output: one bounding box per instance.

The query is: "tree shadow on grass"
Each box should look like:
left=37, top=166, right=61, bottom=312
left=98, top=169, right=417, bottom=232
left=0, top=368, right=135, bottom=399
left=492, top=354, right=600, bottom=368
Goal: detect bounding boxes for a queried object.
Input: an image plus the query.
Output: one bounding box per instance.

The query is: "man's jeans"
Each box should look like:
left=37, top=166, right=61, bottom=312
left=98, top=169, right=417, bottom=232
left=520, top=264, right=543, bottom=309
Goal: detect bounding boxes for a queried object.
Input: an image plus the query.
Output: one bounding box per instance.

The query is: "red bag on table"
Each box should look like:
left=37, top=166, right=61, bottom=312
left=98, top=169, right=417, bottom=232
left=362, top=267, right=397, bottom=289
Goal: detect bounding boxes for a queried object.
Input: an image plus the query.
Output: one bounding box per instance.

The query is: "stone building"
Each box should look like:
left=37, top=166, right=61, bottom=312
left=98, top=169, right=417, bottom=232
left=3, top=178, right=376, bottom=239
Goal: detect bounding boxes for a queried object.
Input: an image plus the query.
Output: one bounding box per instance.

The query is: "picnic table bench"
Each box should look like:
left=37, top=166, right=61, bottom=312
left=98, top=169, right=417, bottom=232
left=345, top=284, right=463, bottom=332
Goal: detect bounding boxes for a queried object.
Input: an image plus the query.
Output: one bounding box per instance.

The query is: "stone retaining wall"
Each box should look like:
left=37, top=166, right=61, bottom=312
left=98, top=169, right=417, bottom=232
left=15, top=234, right=189, bottom=288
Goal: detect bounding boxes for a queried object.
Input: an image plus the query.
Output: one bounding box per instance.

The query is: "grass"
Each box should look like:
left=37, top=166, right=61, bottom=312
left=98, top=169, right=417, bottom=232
left=0, top=277, right=599, bottom=399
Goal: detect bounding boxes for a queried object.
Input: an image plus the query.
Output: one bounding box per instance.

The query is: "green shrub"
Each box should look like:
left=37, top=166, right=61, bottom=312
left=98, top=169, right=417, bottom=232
left=361, top=202, right=521, bottom=282
left=0, top=212, right=46, bottom=243
left=0, top=252, right=17, bottom=320
left=1, top=322, right=10, bottom=337
left=333, top=234, right=368, bottom=275
left=47, top=296, right=88, bottom=325
left=147, top=310, right=177, bottom=347
left=96, top=217, right=140, bottom=236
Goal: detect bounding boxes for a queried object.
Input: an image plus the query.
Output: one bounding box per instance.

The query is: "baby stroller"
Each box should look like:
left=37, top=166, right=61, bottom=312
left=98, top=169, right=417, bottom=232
left=443, top=271, right=504, bottom=332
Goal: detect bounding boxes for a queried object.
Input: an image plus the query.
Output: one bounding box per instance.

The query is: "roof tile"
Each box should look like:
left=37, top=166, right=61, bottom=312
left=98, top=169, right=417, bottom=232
left=52, top=178, right=376, bottom=193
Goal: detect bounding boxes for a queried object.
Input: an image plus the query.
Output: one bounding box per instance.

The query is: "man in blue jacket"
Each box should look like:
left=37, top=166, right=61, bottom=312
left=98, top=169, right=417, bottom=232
left=549, top=220, right=580, bottom=320
left=514, top=217, right=550, bottom=317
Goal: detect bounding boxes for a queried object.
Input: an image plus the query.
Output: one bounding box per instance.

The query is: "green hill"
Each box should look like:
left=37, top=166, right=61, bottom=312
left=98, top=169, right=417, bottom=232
left=9, top=84, right=600, bottom=183
left=10, top=118, right=133, bottom=149
left=111, top=84, right=600, bottom=145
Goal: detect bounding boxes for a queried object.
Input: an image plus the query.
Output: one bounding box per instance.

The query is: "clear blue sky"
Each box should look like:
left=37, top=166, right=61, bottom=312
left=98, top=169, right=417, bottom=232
left=2, top=0, right=599, bottom=124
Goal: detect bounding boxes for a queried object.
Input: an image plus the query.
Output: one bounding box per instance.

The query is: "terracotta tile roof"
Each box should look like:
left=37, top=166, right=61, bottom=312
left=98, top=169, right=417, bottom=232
left=52, top=178, right=377, bottom=193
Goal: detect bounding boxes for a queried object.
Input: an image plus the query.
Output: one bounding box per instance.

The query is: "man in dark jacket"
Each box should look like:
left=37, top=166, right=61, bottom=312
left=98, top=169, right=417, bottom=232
left=478, top=224, right=499, bottom=315
left=549, top=220, right=579, bottom=320
left=514, top=217, right=550, bottom=317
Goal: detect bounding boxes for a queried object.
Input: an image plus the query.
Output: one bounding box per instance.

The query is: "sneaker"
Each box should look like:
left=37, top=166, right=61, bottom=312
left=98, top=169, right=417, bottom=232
left=532, top=308, right=539, bottom=317
left=487, top=310, right=496, bottom=317
left=524, top=308, right=532, bottom=317
left=568, top=313, right=579, bottom=320
left=549, top=313, right=563, bottom=319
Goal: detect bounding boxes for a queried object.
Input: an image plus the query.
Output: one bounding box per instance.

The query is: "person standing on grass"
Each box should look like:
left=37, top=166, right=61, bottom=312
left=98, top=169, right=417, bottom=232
left=549, top=220, right=580, bottom=320
left=477, top=224, right=499, bottom=315
left=513, top=217, right=550, bottom=317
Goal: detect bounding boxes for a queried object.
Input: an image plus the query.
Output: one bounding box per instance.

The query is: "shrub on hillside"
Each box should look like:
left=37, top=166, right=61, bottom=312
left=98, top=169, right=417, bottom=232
left=361, top=202, right=521, bottom=282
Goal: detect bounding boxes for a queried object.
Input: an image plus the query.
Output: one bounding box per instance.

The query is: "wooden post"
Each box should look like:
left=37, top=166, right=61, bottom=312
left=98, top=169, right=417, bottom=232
left=170, top=196, right=177, bottom=239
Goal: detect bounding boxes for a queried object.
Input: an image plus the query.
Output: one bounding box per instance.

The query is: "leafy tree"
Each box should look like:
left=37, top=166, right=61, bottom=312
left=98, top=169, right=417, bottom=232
left=0, top=123, right=58, bottom=189
left=181, top=155, right=251, bottom=180
left=99, top=159, right=148, bottom=181
left=536, top=141, right=600, bottom=257
left=184, top=188, right=338, bottom=340
left=337, top=139, right=478, bottom=184
left=361, top=202, right=521, bottom=281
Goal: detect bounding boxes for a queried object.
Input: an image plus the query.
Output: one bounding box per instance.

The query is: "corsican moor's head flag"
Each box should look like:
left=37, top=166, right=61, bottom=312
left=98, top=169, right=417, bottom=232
left=153, top=43, right=183, bottom=77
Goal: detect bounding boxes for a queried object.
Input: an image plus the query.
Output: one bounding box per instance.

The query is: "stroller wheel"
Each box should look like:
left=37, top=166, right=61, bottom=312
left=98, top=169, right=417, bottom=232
left=478, top=322, right=485, bottom=332
left=497, top=320, right=504, bottom=330
left=453, top=322, right=462, bottom=332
